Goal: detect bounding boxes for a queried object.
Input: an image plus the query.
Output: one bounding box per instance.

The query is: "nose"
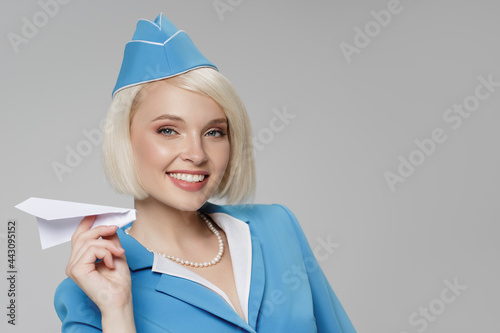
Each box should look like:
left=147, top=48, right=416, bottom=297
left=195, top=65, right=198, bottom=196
left=180, top=134, right=207, bottom=165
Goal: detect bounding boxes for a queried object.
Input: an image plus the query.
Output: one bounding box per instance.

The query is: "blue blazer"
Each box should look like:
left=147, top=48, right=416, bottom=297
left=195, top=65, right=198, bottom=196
left=54, top=202, right=356, bottom=332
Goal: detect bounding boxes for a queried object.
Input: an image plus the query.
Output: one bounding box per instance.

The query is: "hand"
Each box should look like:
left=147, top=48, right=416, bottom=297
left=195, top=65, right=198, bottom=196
left=66, top=216, right=133, bottom=315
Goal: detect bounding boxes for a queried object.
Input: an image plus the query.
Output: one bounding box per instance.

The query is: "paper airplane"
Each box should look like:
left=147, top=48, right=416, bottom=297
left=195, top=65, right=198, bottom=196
left=15, top=197, right=136, bottom=249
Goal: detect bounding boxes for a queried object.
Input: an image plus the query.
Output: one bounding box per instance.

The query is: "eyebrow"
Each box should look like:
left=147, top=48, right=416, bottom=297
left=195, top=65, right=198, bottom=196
left=152, top=114, right=227, bottom=126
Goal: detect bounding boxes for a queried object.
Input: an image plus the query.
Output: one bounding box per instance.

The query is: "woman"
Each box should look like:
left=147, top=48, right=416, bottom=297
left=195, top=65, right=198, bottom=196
left=54, top=13, right=356, bottom=332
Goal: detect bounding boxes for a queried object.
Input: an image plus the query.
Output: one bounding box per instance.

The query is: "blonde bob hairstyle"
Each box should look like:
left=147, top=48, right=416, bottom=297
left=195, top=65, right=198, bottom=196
left=102, top=67, right=256, bottom=204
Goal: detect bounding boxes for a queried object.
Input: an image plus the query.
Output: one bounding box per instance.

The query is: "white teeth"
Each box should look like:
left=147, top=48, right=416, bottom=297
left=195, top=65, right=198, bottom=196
left=168, top=173, right=206, bottom=183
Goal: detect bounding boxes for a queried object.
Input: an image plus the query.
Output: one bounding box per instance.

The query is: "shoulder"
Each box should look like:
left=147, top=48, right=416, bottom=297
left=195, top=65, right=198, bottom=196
left=54, top=277, right=87, bottom=306
left=202, top=201, right=300, bottom=226
left=54, top=277, right=101, bottom=328
left=201, top=200, right=297, bottom=219
left=202, top=201, right=305, bottom=243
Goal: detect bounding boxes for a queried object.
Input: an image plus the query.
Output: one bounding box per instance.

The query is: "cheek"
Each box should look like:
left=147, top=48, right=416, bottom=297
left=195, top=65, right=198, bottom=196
left=132, top=133, right=172, bottom=170
left=211, top=141, right=230, bottom=171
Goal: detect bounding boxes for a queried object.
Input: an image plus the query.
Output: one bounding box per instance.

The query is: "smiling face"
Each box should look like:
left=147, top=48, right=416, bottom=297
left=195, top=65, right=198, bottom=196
left=129, top=81, right=230, bottom=211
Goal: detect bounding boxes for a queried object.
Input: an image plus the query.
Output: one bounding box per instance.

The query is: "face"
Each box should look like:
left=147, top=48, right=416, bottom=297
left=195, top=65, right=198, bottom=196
left=129, top=81, right=230, bottom=211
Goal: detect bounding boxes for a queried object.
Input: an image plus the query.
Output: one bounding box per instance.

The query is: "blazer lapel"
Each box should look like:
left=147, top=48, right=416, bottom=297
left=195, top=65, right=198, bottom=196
left=247, top=235, right=266, bottom=330
left=200, top=202, right=267, bottom=329
left=154, top=274, right=255, bottom=331
left=201, top=201, right=266, bottom=330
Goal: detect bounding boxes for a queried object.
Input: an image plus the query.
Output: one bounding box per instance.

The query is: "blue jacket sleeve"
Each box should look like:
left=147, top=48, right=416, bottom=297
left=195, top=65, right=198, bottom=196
left=54, top=277, right=103, bottom=332
left=275, top=204, right=357, bottom=333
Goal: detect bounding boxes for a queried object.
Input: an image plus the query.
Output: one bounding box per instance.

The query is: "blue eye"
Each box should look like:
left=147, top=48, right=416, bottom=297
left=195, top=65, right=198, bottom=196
left=206, top=129, right=226, bottom=137
left=158, top=127, right=176, bottom=136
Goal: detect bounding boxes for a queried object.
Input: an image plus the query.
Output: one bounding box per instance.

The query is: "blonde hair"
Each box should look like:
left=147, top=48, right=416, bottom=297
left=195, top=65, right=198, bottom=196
left=102, top=68, right=256, bottom=204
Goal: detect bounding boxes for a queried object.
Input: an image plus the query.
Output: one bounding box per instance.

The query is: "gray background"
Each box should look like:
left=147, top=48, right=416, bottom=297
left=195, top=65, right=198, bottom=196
left=1, top=0, right=499, bottom=332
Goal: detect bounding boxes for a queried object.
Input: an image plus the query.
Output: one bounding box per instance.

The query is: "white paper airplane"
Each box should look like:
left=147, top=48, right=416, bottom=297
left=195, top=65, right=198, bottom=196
left=15, top=197, right=136, bottom=249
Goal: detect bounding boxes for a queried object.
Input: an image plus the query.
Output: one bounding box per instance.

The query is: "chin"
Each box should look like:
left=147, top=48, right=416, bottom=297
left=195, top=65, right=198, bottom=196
left=172, top=198, right=207, bottom=212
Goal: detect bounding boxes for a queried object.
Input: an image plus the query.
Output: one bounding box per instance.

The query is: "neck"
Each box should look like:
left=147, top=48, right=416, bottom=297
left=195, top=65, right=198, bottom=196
left=130, top=196, right=209, bottom=250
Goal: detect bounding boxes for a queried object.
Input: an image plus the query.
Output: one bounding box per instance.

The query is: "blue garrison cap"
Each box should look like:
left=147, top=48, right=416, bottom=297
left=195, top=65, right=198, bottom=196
left=112, top=13, right=218, bottom=97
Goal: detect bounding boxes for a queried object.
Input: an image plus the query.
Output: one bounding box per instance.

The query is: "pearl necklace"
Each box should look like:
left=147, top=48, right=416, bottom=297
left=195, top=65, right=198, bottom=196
left=124, top=211, right=224, bottom=268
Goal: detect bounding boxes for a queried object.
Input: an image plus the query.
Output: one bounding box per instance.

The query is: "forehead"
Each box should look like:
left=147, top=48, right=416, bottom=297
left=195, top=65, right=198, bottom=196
left=132, top=81, right=226, bottom=122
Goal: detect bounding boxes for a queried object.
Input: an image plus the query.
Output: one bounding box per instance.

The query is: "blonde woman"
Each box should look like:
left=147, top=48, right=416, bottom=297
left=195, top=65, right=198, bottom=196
left=54, top=13, right=356, bottom=333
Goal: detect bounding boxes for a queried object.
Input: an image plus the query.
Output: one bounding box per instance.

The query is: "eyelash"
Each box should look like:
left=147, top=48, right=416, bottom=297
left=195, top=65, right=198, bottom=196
left=157, top=127, right=176, bottom=136
left=157, top=127, right=227, bottom=137
left=206, top=129, right=227, bottom=137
